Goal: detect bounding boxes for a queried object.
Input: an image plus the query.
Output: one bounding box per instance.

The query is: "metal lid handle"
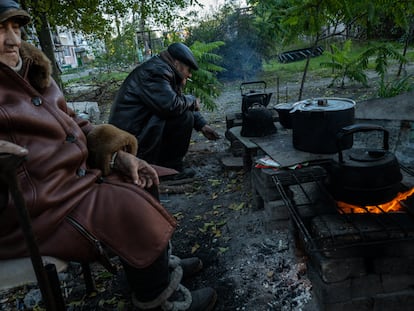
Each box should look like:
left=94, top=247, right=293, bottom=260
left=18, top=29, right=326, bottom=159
left=336, top=124, right=389, bottom=163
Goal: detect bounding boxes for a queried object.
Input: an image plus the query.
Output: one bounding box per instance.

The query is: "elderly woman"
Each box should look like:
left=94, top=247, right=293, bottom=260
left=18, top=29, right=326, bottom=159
left=0, top=1, right=216, bottom=310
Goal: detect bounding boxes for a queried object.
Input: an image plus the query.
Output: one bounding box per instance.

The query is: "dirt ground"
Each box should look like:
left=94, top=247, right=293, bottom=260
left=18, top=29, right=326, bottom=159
left=0, top=66, right=408, bottom=310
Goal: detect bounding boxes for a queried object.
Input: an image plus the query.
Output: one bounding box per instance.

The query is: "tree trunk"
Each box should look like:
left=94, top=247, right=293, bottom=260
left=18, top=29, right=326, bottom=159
left=19, top=1, right=62, bottom=90
left=298, top=55, right=310, bottom=101
left=139, top=0, right=151, bottom=58
left=397, top=22, right=413, bottom=77
left=36, top=13, right=63, bottom=90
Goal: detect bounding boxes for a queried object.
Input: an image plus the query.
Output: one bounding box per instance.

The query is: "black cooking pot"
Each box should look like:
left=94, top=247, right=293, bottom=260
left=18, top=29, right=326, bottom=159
left=325, top=124, right=403, bottom=206
left=291, top=98, right=355, bottom=154
left=274, top=103, right=294, bottom=129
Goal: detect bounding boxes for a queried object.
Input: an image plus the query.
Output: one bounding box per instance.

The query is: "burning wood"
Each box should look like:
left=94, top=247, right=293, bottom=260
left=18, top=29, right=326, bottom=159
left=337, top=187, right=414, bottom=214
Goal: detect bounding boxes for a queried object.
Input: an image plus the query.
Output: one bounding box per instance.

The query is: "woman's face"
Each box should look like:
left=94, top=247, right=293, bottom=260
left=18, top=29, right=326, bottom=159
left=0, top=19, right=22, bottom=67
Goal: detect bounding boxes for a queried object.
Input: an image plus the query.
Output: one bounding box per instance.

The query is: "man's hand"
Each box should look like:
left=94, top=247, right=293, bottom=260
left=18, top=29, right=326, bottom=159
left=113, top=150, right=159, bottom=188
left=193, top=98, right=201, bottom=111
left=0, top=141, right=28, bottom=156
left=201, top=125, right=220, bottom=140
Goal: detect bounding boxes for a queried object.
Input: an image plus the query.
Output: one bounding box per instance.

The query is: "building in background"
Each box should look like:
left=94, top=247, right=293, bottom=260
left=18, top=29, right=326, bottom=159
left=53, top=27, right=95, bottom=70
left=26, top=21, right=97, bottom=71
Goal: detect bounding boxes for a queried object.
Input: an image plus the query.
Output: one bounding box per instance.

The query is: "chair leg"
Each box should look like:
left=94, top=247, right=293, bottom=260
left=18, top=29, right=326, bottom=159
left=45, top=263, right=66, bottom=310
left=0, top=154, right=64, bottom=311
left=81, top=262, right=96, bottom=294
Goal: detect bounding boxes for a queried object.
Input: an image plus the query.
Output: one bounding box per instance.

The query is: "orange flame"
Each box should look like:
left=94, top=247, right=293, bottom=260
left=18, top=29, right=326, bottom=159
left=337, top=188, right=414, bottom=214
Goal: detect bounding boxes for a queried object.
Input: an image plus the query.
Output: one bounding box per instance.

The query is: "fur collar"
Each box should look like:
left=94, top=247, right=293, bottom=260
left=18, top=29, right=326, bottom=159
left=19, top=41, right=52, bottom=90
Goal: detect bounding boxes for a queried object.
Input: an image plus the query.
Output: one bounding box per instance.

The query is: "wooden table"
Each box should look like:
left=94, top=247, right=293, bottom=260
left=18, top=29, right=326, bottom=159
left=228, top=123, right=337, bottom=170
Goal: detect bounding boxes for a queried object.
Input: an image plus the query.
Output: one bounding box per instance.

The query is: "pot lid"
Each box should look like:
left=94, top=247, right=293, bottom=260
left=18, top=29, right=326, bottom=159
left=293, top=97, right=355, bottom=112
left=274, top=102, right=294, bottom=110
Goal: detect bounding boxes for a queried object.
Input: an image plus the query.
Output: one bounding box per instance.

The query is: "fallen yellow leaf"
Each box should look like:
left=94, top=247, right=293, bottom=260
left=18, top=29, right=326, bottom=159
left=229, top=202, right=245, bottom=211
left=191, top=243, right=200, bottom=254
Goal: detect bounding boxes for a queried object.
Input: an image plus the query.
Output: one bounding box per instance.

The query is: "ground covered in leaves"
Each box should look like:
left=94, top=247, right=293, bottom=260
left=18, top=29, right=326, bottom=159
left=1, top=65, right=405, bottom=310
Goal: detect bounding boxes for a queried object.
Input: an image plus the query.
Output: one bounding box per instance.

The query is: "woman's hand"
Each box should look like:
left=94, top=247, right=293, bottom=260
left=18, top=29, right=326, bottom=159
left=113, top=150, right=159, bottom=188
left=0, top=141, right=28, bottom=156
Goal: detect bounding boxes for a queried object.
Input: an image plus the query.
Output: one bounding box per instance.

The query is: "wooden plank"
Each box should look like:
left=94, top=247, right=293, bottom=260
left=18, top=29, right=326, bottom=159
left=251, top=129, right=336, bottom=168
left=227, top=126, right=259, bottom=150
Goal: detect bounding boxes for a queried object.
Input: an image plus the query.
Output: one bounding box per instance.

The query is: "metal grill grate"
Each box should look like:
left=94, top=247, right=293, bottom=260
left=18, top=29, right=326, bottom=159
left=272, top=164, right=414, bottom=254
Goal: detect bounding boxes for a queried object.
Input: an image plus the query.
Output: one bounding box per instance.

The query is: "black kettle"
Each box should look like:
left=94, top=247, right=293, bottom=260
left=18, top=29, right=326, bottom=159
left=240, top=92, right=277, bottom=137
left=325, top=124, right=402, bottom=206
left=239, top=81, right=277, bottom=137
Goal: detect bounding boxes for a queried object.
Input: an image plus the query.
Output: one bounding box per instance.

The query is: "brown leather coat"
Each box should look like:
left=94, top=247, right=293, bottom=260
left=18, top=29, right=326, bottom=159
left=0, top=42, right=176, bottom=268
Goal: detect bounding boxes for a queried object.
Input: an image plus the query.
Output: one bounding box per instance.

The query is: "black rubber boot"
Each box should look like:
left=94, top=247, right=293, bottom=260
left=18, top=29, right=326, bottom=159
left=160, top=167, right=196, bottom=181
left=179, top=257, right=203, bottom=279
left=186, top=287, right=217, bottom=311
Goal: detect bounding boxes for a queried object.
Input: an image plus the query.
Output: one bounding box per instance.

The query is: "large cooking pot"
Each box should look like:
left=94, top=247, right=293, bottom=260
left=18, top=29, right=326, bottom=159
left=291, top=98, right=355, bottom=153
left=325, top=124, right=403, bottom=206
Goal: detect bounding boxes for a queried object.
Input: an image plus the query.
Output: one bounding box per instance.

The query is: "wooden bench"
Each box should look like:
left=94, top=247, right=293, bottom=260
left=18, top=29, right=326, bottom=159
left=225, top=126, right=261, bottom=170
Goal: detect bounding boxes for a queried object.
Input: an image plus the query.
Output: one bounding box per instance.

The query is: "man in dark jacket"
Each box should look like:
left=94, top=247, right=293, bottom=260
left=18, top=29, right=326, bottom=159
left=109, top=43, right=220, bottom=179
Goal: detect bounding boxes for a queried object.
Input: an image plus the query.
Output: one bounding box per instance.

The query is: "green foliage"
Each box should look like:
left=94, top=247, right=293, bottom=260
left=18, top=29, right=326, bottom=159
left=250, top=0, right=351, bottom=44
left=357, top=42, right=409, bottom=99
left=320, top=40, right=408, bottom=91
left=320, top=40, right=369, bottom=88
left=359, top=43, right=408, bottom=80
left=248, top=0, right=414, bottom=100
left=263, top=55, right=333, bottom=82
left=377, top=75, right=413, bottom=98
left=103, top=22, right=139, bottom=67
left=22, top=0, right=110, bottom=36
left=22, top=0, right=196, bottom=38
left=252, top=0, right=414, bottom=43
left=186, top=41, right=226, bottom=111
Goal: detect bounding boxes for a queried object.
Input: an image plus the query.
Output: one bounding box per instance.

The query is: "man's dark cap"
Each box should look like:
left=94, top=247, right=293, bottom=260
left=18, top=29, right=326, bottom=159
left=168, top=42, right=199, bottom=71
left=0, top=0, right=30, bottom=26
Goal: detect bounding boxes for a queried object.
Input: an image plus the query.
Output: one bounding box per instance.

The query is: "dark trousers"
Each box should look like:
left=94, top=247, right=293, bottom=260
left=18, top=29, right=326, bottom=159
left=138, top=111, right=194, bottom=171
left=122, top=246, right=170, bottom=302
left=121, top=185, right=169, bottom=302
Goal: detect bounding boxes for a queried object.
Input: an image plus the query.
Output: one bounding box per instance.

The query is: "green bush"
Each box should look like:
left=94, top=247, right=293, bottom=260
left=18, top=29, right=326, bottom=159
left=377, top=75, right=413, bottom=98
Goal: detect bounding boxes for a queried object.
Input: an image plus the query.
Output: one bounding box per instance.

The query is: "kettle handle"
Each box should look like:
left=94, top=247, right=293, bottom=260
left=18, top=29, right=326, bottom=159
left=336, top=124, right=390, bottom=163
left=240, top=80, right=267, bottom=95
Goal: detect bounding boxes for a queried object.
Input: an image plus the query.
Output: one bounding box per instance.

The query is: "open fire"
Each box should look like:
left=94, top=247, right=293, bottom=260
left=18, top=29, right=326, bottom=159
left=337, top=187, right=414, bottom=214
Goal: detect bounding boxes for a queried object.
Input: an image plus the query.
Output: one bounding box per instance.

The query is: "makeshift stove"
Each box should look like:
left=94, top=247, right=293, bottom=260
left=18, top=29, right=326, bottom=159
left=271, top=163, right=414, bottom=310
